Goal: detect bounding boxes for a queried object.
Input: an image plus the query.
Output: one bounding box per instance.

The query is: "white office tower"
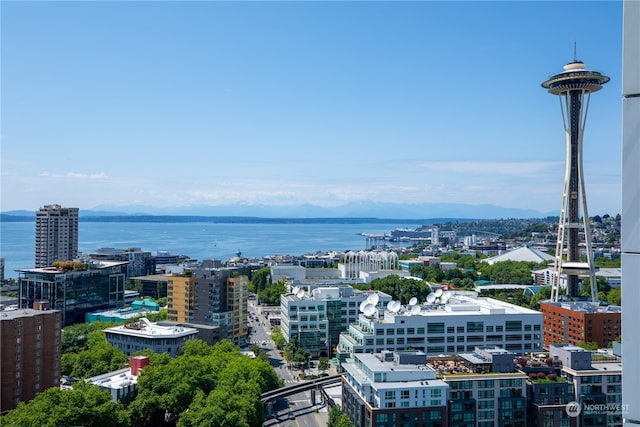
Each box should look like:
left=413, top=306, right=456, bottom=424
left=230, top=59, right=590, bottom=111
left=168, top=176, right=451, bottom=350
left=622, top=1, right=640, bottom=424
left=35, top=204, right=79, bottom=268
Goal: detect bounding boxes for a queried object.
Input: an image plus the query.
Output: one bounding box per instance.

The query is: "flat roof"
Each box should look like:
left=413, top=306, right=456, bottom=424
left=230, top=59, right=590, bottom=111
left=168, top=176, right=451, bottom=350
left=0, top=308, right=60, bottom=319
left=541, top=301, right=622, bottom=313
left=19, top=260, right=128, bottom=274
left=89, top=368, right=138, bottom=390
left=129, top=274, right=171, bottom=281
left=377, top=293, right=540, bottom=322
left=103, top=318, right=197, bottom=338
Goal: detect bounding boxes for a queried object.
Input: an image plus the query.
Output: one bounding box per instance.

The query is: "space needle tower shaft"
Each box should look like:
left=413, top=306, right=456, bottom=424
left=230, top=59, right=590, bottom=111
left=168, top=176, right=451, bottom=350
left=541, top=56, right=610, bottom=302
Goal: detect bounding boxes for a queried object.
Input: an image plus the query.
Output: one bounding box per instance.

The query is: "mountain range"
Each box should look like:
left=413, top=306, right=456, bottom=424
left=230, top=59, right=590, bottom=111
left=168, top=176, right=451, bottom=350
left=1, top=202, right=556, bottom=221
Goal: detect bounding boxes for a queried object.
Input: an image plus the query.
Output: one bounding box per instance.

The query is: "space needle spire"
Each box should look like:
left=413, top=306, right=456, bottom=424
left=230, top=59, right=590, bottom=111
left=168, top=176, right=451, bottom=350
left=541, top=55, right=610, bottom=302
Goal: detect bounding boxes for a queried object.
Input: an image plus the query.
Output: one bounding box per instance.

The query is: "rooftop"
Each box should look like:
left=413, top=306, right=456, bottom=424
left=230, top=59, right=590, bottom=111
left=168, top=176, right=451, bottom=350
left=0, top=307, right=60, bottom=320
left=88, top=368, right=138, bottom=390
left=541, top=300, right=621, bottom=313
left=375, top=292, right=540, bottom=322
left=103, top=317, right=197, bottom=338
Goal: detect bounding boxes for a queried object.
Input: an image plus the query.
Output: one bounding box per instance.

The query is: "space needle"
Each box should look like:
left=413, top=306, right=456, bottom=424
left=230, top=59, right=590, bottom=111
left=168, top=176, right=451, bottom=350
left=541, top=53, right=610, bottom=302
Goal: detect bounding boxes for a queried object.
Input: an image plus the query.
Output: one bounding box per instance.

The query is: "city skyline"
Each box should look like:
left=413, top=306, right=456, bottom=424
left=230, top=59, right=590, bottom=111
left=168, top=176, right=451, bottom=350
left=1, top=1, right=623, bottom=215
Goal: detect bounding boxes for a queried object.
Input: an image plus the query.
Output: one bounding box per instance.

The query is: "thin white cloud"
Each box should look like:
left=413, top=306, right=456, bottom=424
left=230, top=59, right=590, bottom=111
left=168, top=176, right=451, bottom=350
left=40, top=172, right=107, bottom=179
left=418, top=161, right=561, bottom=175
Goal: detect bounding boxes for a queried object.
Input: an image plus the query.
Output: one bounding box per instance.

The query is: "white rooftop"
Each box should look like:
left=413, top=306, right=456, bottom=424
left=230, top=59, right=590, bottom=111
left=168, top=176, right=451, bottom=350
left=103, top=318, right=197, bottom=338
left=484, top=246, right=553, bottom=265
left=89, top=368, right=138, bottom=390
left=376, top=292, right=540, bottom=322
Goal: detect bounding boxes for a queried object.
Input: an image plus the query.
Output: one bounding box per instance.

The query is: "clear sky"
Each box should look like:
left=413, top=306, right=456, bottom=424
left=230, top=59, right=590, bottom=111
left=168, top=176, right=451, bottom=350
left=1, top=1, right=623, bottom=215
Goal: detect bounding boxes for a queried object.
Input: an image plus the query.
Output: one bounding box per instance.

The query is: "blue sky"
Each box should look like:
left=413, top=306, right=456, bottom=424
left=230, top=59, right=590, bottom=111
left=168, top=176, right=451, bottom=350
left=1, top=1, right=623, bottom=215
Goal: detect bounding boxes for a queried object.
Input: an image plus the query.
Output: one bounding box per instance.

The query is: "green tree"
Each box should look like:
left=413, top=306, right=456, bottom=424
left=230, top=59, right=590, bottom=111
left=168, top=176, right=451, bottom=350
left=576, top=341, right=599, bottom=351
left=607, top=288, right=622, bottom=306
left=251, top=267, right=272, bottom=294
left=327, top=405, right=354, bottom=427
left=1, top=381, right=128, bottom=427
left=368, top=275, right=432, bottom=303
left=61, top=321, right=118, bottom=354
left=528, top=286, right=552, bottom=309
left=257, top=280, right=287, bottom=306
left=581, top=276, right=611, bottom=297
left=61, top=329, right=127, bottom=378
left=128, top=339, right=281, bottom=427
left=271, top=327, right=286, bottom=350
left=318, top=356, right=330, bottom=375
left=477, top=260, right=539, bottom=285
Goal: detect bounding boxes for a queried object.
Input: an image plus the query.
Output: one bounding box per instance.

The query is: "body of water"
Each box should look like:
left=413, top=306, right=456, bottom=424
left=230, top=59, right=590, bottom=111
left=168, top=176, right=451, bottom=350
left=1, top=220, right=421, bottom=279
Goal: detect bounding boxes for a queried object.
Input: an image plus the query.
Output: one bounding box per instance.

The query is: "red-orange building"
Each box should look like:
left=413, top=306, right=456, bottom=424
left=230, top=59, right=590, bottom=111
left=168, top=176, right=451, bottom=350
left=540, top=301, right=621, bottom=349
left=1, top=302, right=62, bottom=413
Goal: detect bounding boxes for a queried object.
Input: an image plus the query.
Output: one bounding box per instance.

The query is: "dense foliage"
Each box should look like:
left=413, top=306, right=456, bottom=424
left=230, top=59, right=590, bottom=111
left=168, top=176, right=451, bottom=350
left=328, top=405, right=355, bottom=427
left=61, top=329, right=127, bottom=378
left=127, top=339, right=282, bottom=427
left=360, top=275, right=432, bottom=303
left=250, top=267, right=271, bottom=294
left=257, top=280, right=287, bottom=306
left=1, top=381, right=128, bottom=427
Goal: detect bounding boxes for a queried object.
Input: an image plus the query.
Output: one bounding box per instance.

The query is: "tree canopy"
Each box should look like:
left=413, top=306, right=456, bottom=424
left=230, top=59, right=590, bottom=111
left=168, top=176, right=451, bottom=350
left=61, top=329, right=127, bottom=378
left=1, top=381, right=128, bottom=427
left=365, top=275, right=432, bottom=303
left=127, top=339, right=281, bottom=427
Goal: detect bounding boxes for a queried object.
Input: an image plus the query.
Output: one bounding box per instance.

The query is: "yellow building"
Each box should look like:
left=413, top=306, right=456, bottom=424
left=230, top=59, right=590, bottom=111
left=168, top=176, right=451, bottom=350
left=167, top=275, right=195, bottom=323
left=167, top=270, right=249, bottom=346
left=227, top=276, right=249, bottom=340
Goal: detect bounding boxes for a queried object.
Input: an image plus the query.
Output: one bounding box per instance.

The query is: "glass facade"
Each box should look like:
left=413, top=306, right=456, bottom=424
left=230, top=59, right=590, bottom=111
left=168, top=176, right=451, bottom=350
left=19, top=265, right=126, bottom=326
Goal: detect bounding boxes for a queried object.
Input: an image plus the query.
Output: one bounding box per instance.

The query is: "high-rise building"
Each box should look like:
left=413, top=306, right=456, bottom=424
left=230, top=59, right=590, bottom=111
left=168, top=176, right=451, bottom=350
left=621, top=1, right=640, bottom=424
left=18, top=261, right=127, bottom=326
left=280, top=287, right=393, bottom=358
left=35, top=204, right=79, bottom=268
left=0, top=303, right=62, bottom=413
left=337, top=292, right=542, bottom=359
left=541, top=59, right=609, bottom=301
left=166, top=267, right=248, bottom=346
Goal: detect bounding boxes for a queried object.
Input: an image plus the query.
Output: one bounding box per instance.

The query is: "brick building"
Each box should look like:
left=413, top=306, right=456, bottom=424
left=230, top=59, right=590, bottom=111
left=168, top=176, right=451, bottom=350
left=0, top=302, right=62, bottom=413
left=540, top=301, right=621, bottom=349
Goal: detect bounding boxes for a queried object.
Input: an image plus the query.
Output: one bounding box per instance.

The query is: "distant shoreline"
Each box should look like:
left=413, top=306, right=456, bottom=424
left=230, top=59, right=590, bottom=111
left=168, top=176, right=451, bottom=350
left=0, top=214, right=449, bottom=225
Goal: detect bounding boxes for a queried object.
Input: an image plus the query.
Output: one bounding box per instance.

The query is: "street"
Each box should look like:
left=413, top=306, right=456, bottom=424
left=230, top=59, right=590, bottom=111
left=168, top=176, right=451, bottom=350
left=248, top=300, right=331, bottom=427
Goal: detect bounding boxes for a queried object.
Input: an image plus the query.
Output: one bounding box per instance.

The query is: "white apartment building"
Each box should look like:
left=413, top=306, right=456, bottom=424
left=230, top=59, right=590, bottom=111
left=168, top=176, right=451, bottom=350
left=103, top=318, right=197, bottom=357
left=280, top=286, right=392, bottom=357
left=341, top=351, right=448, bottom=427
left=35, top=204, right=79, bottom=268
left=338, top=291, right=542, bottom=358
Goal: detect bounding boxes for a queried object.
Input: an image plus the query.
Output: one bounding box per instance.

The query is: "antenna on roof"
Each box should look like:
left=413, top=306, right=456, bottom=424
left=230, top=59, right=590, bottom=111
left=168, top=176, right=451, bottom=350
left=573, top=40, right=577, bottom=62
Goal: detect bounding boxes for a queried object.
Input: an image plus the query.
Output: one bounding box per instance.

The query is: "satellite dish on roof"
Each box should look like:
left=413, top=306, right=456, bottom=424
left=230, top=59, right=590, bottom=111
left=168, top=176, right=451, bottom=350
left=292, top=286, right=300, bottom=295
left=367, top=292, right=379, bottom=306
left=296, top=289, right=305, bottom=298
left=441, top=292, right=452, bottom=304
left=426, top=293, right=436, bottom=304
left=410, top=304, right=421, bottom=315
left=390, top=300, right=401, bottom=313
left=408, top=297, right=418, bottom=306
left=434, top=289, right=444, bottom=298
left=386, top=301, right=395, bottom=311
left=359, top=300, right=368, bottom=312
left=363, top=303, right=376, bottom=317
